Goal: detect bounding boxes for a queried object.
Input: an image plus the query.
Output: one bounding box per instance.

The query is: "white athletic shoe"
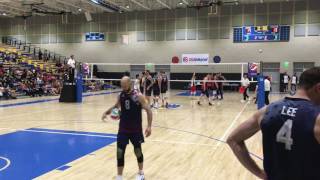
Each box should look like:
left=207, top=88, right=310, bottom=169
left=240, top=100, right=245, bottom=103
left=116, top=175, right=123, bottom=180
left=136, top=173, right=145, bottom=180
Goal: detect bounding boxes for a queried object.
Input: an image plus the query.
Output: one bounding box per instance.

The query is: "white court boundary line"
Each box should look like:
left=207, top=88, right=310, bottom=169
left=214, top=101, right=250, bottom=148
left=0, top=157, right=11, bottom=171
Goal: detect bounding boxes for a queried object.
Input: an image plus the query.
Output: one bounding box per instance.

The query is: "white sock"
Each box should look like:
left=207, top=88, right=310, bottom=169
left=139, top=170, right=144, bottom=175
left=116, top=175, right=123, bottom=180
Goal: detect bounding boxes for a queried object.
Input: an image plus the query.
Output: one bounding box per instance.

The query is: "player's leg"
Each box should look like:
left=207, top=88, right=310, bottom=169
left=145, top=90, right=151, bottom=106
left=220, top=87, right=224, bottom=100
left=212, top=89, right=217, bottom=101
left=191, top=86, right=196, bottom=99
left=156, top=96, right=159, bottom=108
left=117, top=144, right=126, bottom=178
left=241, top=87, right=246, bottom=102
left=265, top=91, right=270, bottom=105
left=152, top=94, right=156, bottom=107
left=155, top=89, right=161, bottom=108
left=134, top=143, right=144, bottom=173
left=161, top=91, right=168, bottom=108
left=244, top=87, right=249, bottom=100
left=160, top=93, right=164, bottom=107
left=284, top=83, right=288, bottom=92
left=197, top=90, right=205, bottom=105
left=216, top=87, right=220, bottom=100
left=116, top=133, right=129, bottom=180
left=207, top=90, right=212, bottom=105
left=130, top=133, right=145, bottom=180
left=218, top=87, right=223, bottom=100
left=153, top=95, right=159, bottom=108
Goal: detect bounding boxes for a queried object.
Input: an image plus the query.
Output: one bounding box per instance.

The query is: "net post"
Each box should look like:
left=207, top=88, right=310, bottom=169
left=76, top=69, right=83, bottom=103
left=257, top=75, right=265, bottom=109
left=241, top=63, right=244, bottom=78
left=90, top=63, right=93, bottom=79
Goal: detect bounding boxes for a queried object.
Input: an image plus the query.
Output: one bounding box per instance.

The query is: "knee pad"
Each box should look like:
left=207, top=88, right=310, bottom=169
left=117, top=144, right=126, bottom=167
left=134, top=146, right=144, bottom=163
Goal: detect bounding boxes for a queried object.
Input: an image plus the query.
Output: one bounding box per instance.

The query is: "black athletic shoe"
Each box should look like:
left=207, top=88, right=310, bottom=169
left=209, top=102, right=212, bottom=106
left=197, top=101, right=201, bottom=105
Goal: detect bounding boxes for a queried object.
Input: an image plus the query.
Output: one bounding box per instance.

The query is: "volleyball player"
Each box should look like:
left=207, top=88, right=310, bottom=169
left=102, top=76, right=153, bottom=180
left=217, top=72, right=225, bottom=100
left=152, top=73, right=161, bottom=108
left=160, top=71, right=169, bottom=108
left=283, top=72, right=290, bottom=93
left=190, top=72, right=196, bottom=98
left=241, top=74, right=250, bottom=102
left=206, top=74, right=213, bottom=100
left=227, top=67, right=320, bottom=180
left=134, top=74, right=141, bottom=93
left=144, top=70, right=153, bottom=106
left=198, top=74, right=212, bottom=106
left=211, top=74, right=219, bottom=101
left=140, top=72, right=145, bottom=94
left=291, top=73, right=298, bottom=92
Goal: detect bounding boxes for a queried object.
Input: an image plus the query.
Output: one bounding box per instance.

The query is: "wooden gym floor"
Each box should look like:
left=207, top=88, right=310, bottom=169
left=0, top=90, right=283, bottom=180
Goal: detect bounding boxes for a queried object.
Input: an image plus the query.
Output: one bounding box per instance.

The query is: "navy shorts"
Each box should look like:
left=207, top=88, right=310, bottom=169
left=117, top=132, right=144, bottom=146
left=153, top=90, right=160, bottom=96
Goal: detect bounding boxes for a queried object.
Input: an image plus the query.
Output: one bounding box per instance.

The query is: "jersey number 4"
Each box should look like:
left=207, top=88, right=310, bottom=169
left=276, top=119, right=293, bottom=150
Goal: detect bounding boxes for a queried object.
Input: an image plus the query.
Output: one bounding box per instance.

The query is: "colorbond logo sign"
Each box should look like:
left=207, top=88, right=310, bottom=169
left=181, top=54, right=209, bottom=65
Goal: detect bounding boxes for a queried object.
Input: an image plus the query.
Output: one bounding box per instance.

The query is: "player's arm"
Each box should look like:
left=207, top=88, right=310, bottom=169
left=227, top=106, right=267, bottom=180
left=314, top=114, right=320, bottom=144
left=101, top=95, right=120, bottom=121
left=138, top=95, right=153, bottom=137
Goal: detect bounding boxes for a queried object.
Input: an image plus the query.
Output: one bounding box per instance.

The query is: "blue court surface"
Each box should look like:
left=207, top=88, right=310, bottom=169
left=176, top=91, right=202, bottom=96
left=0, top=128, right=116, bottom=180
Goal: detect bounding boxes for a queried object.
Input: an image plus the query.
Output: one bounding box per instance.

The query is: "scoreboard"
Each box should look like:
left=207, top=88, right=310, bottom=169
left=233, top=25, right=290, bottom=43
left=85, top=32, right=105, bottom=41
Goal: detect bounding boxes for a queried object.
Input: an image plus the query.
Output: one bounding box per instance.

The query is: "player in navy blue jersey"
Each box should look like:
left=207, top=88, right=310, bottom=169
left=102, top=76, right=153, bottom=180
left=144, top=70, right=154, bottom=107
left=227, top=67, right=320, bottom=180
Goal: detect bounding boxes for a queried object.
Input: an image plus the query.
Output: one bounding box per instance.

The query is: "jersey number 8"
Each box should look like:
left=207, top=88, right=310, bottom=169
left=125, top=100, right=130, bottom=110
left=276, top=119, right=293, bottom=150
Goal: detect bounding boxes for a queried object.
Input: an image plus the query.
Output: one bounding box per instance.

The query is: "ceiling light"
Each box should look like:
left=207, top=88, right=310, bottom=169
left=178, top=2, right=183, bottom=5
left=125, top=5, right=130, bottom=8
left=2, top=12, right=6, bottom=16
left=78, top=8, right=82, bottom=12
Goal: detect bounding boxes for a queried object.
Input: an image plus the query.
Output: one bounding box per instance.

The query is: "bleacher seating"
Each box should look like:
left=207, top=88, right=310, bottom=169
left=0, top=43, right=65, bottom=99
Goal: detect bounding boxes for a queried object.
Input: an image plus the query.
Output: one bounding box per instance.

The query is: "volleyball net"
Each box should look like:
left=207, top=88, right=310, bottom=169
left=77, top=62, right=266, bottom=108
left=81, top=62, right=260, bottom=88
